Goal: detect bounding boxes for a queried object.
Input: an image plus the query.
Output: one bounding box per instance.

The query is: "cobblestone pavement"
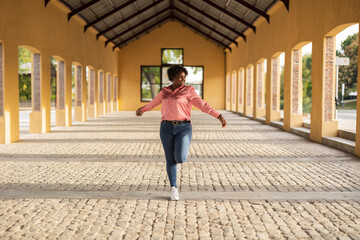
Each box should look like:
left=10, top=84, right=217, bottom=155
left=0, top=111, right=360, bottom=239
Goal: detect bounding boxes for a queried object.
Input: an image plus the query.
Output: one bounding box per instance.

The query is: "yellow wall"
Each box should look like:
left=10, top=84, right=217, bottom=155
left=226, top=0, right=360, bottom=151
left=118, top=20, right=225, bottom=111
left=0, top=0, right=119, bottom=143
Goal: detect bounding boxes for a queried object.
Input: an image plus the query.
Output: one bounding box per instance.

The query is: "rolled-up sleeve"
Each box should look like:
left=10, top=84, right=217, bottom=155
left=188, top=86, right=220, bottom=119
left=141, top=89, right=163, bottom=112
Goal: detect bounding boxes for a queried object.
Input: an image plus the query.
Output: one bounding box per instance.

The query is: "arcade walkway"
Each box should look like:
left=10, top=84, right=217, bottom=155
left=0, top=111, right=359, bottom=239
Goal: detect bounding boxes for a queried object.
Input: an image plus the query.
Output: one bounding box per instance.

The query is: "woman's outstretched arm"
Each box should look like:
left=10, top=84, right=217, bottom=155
left=188, top=86, right=226, bottom=128
left=136, top=89, right=163, bottom=117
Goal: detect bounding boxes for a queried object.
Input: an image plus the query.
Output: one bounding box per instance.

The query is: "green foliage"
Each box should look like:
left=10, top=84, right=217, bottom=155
left=18, top=47, right=32, bottom=100
left=337, top=33, right=358, bottom=99
left=302, top=53, right=312, bottom=113
left=162, top=49, right=183, bottom=64
left=141, top=67, right=160, bottom=100
left=19, top=75, right=31, bottom=100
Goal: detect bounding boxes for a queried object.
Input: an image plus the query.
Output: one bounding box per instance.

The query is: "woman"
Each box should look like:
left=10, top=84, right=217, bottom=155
left=136, top=65, right=226, bottom=200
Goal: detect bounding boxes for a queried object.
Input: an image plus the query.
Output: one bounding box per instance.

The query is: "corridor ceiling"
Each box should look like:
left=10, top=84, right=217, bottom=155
left=48, top=0, right=289, bottom=51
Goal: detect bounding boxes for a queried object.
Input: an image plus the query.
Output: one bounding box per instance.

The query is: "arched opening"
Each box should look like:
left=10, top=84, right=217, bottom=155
left=18, top=46, right=41, bottom=137
left=270, top=52, right=283, bottom=123
left=49, top=57, right=57, bottom=129
left=279, top=52, right=285, bottom=119
left=301, top=43, right=313, bottom=128
left=335, top=24, right=358, bottom=133
left=321, top=23, right=359, bottom=139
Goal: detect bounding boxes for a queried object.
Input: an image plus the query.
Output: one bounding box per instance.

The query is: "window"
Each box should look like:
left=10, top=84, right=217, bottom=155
left=161, top=48, right=183, bottom=65
left=141, top=49, right=204, bottom=102
left=141, top=66, right=160, bottom=102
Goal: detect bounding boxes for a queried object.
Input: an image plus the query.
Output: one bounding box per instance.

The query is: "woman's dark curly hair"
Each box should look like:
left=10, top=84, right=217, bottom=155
left=167, top=65, right=188, bottom=82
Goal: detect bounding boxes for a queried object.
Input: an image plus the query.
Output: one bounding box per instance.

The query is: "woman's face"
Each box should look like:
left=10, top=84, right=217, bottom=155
left=172, top=71, right=186, bottom=87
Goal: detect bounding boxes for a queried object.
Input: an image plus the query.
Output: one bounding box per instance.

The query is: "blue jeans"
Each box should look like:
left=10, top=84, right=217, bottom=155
left=160, top=122, right=192, bottom=188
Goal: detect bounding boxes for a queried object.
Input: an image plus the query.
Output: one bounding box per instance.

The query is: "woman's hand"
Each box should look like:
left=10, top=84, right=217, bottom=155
left=136, top=107, right=144, bottom=117
left=218, top=115, right=227, bottom=128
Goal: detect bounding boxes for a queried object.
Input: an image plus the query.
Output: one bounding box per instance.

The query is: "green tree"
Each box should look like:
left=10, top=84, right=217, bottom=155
left=142, top=67, right=160, bottom=100
left=18, top=47, right=32, bottom=100
left=337, top=32, right=358, bottom=99
left=302, top=53, right=312, bottom=113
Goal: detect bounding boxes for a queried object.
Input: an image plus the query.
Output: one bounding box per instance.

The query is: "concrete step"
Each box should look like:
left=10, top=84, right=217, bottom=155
left=322, top=137, right=355, bottom=155
left=270, top=121, right=284, bottom=129
left=338, top=129, right=356, bottom=141
left=290, top=127, right=311, bottom=139
left=303, top=122, right=311, bottom=129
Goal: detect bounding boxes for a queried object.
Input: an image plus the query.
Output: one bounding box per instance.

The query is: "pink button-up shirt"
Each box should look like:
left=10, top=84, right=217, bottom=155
left=141, top=85, right=220, bottom=121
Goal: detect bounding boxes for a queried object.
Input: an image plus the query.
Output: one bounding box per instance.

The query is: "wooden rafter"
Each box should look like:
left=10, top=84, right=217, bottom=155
left=97, top=0, right=164, bottom=39
left=234, top=0, right=270, bottom=23
left=178, top=0, right=246, bottom=42
left=68, top=0, right=101, bottom=21
left=84, top=0, right=137, bottom=32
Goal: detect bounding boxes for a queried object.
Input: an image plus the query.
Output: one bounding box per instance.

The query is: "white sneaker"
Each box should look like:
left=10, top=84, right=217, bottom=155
left=176, top=163, right=181, bottom=172
left=171, top=186, right=179, bottom=200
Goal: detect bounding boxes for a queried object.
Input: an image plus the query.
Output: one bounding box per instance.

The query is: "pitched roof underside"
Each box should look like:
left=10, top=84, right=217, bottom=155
left=55, top=0, right=285, bottom=51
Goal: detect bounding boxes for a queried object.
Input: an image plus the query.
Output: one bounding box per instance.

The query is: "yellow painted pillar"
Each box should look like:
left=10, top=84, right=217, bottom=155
left=265, top=58, right=272, bottom=124
left=283, top=49, right=292, bottom=131
left=2, top=43, right=19, bottom=143
left=87, top=68, right=97, bottom=119
left=107, top=73, right=113, bottom=113
left=0, top=42, right=5, bottom=143
left=41, top=52, right=51, bottom=133
left=355, top=24, right=360, bottom=157
left=231, top=71, right=237, bottom=112
left=98, top=71, right=106, bottom=116
left=310, top=37, right=324, bottom=142
left=237, top=69, right=244, bottom=114
left=74, top=65, right=85, bottom=122
left=94, top=69, right=98, bottom=118
left=65, top=61, right=72, bottom=126
left=254, top=61, right=266, bottom=119
left=113, top=76, right=118, bottom=112
left=29, top=52, right=42, bottom=134
left=56, top=60, right=66, bottom=127
left=225, top=73, right=230, bottom=111
left=310, top=36, right=338, bottom=142
left=244, top=65, right=253, bottom=117
left=81, top=66, right=87, bottom=121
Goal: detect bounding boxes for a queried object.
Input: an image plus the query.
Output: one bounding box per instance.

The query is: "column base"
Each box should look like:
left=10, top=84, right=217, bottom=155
left=255, top=108, right=266, bottom=118
left=29, top=111, right=42, bottom=133
left=56, top=110, right=66, bottom=127
left=271, top=110, right=282, bottom=122
left=0, top=117, right=4, bottom=143
left=88, top=104, right=95, bottom=119
left=322, top=120, right=338, bottom=137
left=74, top=106, right=82, bottom=122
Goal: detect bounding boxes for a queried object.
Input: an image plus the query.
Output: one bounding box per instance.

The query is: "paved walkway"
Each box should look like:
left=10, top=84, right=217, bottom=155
left=0, top=111, right=359, bottom=239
